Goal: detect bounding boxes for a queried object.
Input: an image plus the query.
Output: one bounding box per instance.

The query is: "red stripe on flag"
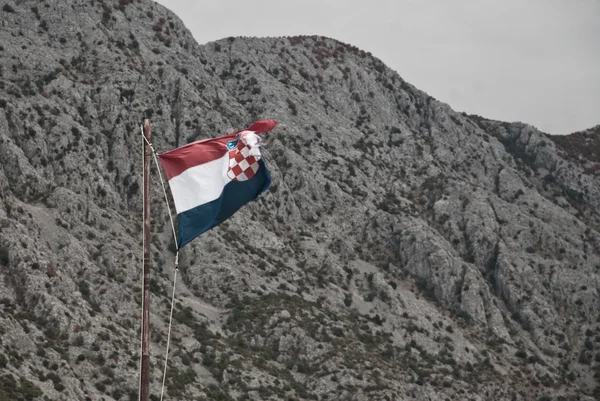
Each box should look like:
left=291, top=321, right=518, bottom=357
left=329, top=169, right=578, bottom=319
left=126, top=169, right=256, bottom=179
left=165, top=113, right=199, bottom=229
left=247, top=120, right=277, bottom=133
left=158, top=120, right=278, bottom=180
left=158, top=134, right=233, bottom=181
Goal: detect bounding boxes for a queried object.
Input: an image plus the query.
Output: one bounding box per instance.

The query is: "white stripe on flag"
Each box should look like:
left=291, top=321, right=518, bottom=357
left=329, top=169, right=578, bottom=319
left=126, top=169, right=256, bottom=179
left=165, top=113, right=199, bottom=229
left=168, top=153, right=231, bottom=214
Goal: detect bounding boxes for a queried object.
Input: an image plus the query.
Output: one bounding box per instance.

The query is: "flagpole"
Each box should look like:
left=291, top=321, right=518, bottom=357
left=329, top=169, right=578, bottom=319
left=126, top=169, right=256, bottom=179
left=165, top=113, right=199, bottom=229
left=140, top=118, right=152, bottom=401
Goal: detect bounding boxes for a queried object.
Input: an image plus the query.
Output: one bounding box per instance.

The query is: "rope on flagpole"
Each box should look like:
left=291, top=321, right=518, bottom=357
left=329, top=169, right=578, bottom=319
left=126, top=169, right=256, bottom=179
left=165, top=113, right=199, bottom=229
left=139, top=132, right=178, bottom=246
left=160, top=252, right=178, bottom=401
left=139, top=127, right=180, bottom=400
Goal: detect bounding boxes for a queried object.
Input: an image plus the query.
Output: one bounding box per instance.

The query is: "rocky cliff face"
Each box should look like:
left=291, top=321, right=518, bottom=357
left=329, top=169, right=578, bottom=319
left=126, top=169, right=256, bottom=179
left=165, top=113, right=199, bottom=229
left=0, top=1, right=599, bottom=400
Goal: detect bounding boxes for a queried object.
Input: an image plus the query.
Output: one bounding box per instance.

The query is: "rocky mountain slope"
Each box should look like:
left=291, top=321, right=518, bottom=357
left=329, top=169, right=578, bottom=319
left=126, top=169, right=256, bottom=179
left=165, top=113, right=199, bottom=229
left=0, top=1, right=599, bottom=400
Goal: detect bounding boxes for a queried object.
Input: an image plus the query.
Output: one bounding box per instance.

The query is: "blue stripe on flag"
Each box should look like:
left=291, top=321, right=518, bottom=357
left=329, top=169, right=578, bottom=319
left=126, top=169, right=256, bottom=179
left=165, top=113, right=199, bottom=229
left=176, top=160, right=271, bottom=248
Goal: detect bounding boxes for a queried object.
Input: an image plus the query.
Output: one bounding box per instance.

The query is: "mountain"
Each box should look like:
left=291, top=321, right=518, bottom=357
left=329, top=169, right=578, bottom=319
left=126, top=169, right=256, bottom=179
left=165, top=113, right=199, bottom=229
left=0, top=1, right=599, bottom=400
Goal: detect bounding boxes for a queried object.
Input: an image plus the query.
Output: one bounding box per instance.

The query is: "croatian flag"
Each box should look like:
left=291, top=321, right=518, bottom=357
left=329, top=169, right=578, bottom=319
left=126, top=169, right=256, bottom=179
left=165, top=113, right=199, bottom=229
left=158, top=120, right=277, bottom=248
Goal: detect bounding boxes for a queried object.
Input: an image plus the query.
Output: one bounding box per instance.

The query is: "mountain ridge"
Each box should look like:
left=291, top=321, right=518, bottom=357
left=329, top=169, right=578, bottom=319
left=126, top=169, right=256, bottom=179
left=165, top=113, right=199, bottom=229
left=0, top=1, right=599, bottom=400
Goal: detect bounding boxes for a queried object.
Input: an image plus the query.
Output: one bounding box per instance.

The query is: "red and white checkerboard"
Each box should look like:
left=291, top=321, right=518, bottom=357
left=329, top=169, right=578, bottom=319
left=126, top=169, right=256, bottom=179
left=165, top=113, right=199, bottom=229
left=227, top=131, right=262, bottom=181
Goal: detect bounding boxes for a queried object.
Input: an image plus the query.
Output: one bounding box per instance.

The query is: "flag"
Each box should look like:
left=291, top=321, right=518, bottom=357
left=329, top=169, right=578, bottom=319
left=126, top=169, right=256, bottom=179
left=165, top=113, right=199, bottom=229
left=158, top=120, right=277, bottom=248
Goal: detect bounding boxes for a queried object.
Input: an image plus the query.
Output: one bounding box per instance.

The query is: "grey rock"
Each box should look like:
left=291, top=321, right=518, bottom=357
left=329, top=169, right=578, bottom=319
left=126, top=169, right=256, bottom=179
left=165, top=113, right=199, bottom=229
left=0, top=0, right=598, bottom=400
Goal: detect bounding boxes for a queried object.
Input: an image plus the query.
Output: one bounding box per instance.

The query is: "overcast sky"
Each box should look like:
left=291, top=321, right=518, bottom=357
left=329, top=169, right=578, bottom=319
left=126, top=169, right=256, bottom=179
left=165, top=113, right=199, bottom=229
left=155, top=0, right=599, bottom=135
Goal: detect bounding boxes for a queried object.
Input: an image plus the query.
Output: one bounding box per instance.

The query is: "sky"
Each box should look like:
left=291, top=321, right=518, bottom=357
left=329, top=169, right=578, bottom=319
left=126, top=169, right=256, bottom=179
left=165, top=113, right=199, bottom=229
left=155, top=0, right=599, bottom=135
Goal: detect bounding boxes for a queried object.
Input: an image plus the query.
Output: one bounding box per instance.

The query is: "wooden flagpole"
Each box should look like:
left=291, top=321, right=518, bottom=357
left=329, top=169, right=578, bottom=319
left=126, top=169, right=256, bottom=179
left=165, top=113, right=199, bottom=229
left=140, top=118, right=152, bottom=401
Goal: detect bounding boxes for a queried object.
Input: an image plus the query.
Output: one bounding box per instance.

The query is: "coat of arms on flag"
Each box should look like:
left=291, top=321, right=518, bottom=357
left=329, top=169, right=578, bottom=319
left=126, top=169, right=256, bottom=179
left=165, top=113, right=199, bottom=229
left=158, top=120, right=277, bottom=248
left=226, top=130, right=263, bottom=182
